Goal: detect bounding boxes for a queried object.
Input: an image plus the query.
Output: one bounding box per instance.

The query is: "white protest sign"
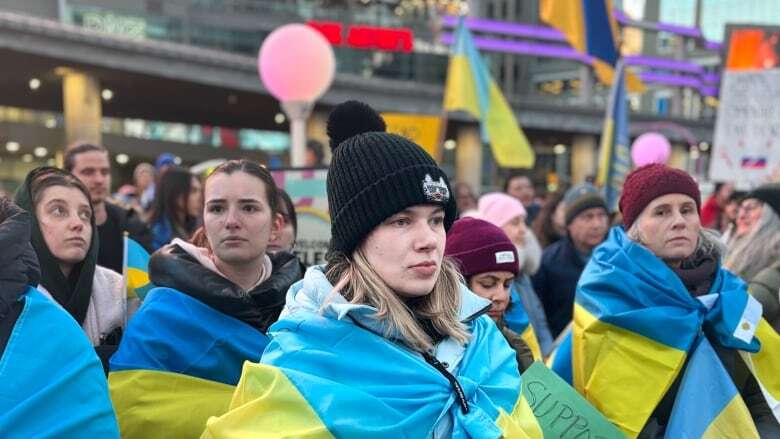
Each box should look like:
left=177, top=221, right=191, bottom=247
left=710, top=69, right=780, bottom=184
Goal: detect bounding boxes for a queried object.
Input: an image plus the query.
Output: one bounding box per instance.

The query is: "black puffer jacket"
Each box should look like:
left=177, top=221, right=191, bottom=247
left=0, top=199, right=40, bottom=355
left=150, top=244, right=304, bottom=332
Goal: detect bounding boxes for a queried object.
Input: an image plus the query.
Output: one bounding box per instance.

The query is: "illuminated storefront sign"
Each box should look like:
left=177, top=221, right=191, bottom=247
left=308, top=21, right=413, bottom=53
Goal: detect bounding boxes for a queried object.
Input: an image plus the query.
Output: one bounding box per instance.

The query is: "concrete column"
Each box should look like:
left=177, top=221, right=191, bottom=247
left=579, top=66, right=593, bottom=105
left=61, top=69, right=102, bottom=147
left=571, top=134, right=597, bottom=184
left=455, top=125, right=482, bottom=190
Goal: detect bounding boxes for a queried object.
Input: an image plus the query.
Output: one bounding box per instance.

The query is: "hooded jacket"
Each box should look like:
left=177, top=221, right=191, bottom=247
left=109, top=239, right=303, bottom=438
left=203, top=266, right=525, bottom=438
left=0, top=199, right=119, bottom=438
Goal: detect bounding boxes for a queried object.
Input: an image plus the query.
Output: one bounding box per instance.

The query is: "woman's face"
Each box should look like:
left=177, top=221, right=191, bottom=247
left=361, top=205, right=446, bottom=298
left=268, top=212, right=296, bottom=253
left=501, top=214, right=527, bottom=246
left=187, top=176, right=203, bottom=219
left=468, top=271, right=514, bottom=321
left=635, top=193, right=700, bottom=263
left=204, top=172, right=279, bottom=267
left=36, top=186, right=92, bottom=270
left=735, top=198, right=764, bottom=237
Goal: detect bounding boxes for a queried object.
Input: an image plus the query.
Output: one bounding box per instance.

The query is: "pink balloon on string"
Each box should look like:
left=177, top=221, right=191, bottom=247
left=258, top=24, right=335, bottom=102
left=631, top=132, right=672, bottom=166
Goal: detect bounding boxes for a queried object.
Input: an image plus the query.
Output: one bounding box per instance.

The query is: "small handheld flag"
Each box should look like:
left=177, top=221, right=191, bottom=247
left=123, top=235, right=154, bottom=301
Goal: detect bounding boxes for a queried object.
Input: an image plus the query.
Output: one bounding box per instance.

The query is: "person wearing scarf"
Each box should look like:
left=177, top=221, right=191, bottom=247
left=474, top=192, right=553, bottom=358
left=202, top=101, right=532, bottom=438
left=108, top=159, right=304, bottom=438
left=552, top=164, right=780, bottom=438
left=0, top=198, right=119, bottom=437
left=444, top=216, right=535, bottom=372
left=14, top=167, right=126, bottom=372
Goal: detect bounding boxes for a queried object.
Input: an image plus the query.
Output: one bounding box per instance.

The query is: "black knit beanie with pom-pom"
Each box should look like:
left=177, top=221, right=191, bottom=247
left=326, top=100, right=457, bottom=258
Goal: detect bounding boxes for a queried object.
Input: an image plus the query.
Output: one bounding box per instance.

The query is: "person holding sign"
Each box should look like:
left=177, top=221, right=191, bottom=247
left=553, top=164, right=780, bottom=438
left=203, top=101, right=528, bottom=438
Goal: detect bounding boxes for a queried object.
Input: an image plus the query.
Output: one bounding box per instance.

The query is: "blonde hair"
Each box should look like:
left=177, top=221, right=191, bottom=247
left=325, top=250, right=470, bottom=353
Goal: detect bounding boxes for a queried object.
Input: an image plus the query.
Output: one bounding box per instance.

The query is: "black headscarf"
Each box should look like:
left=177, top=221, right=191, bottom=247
left=14, top=167, right=98, bottom=324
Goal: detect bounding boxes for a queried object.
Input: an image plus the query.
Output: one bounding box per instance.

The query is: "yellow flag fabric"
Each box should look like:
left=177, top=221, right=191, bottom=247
left=202, top=363, right=332, bottom=439
left=443, top=18, right=534, bottom=168
left=540, top=0, right=644, bottom=92
left=382, top=113, right=443, bottom=159
left=110, top=369, right=235, bottom=438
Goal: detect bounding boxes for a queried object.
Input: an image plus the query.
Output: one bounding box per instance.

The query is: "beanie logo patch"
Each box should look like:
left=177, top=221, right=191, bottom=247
left=495, top=251, right=516, bottom=264
left=422, top=174, right=450, bottom=203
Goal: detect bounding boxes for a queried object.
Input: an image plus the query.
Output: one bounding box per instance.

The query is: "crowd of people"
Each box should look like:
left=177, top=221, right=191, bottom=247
left=0, top=99, right=778, bottom=438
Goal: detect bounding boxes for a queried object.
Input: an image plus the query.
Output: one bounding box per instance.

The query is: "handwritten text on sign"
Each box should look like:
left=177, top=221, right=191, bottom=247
left=711, top=70, right=780, bottom=184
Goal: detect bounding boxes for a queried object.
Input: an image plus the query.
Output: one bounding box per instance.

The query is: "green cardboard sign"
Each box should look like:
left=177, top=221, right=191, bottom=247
left=521, top=362, right=626, bottom=439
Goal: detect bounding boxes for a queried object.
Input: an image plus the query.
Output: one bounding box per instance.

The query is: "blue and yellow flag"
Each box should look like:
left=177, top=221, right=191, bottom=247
left=443, top=17, right=535, bottom=168
left=123, top=235, right=154, bottom=301
left=0, top=288, right=119, bottom=438
left=554, top=227, right=780, bottom=438
left=202, top=301, right=545, bottom=437
left=109, top=288, right=270, bottom=438
left=540, top=0, right=643, bottom=92
left=596, top=60, right=631, bottom=212
left=666, top=337, right=759, bottom=438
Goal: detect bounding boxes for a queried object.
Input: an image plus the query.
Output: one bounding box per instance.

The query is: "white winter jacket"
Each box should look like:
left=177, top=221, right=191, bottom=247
left=39, top=265, right=128, bottom=346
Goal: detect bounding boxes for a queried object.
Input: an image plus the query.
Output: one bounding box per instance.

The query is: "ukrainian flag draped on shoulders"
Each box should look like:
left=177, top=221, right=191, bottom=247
left=443, top=17, right=534, bottom=168
left=109, top=287, right=269, bottom=438
left=0, top=288, right=120, bottom=438
left=552, top=227, right=780, bottom=438
left=203, top=266, right=544, bottom=438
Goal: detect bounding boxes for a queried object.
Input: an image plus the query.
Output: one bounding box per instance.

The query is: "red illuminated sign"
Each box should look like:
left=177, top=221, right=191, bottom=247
left=308, top=21, right=414, bottom=53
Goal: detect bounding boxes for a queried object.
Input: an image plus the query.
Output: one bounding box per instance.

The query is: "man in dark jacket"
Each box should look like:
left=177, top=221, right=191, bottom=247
left=65, top=143, right=152, bottom=273
left=532, top=183, right=608, bottom=337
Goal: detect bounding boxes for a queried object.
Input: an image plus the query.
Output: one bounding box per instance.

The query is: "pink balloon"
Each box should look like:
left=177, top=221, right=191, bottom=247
left=258, top=24, right=335, bottom=102
left=631, top=132, right=672, bottom=166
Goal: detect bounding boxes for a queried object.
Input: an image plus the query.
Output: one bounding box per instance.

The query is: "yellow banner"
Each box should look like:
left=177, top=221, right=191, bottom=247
left=381, top=113, right=442, bottom=160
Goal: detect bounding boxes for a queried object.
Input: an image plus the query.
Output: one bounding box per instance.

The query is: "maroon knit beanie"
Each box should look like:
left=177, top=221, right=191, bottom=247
left=445, top=217, right=519, bottom=278
left=619, top=163, right=701, bottom=229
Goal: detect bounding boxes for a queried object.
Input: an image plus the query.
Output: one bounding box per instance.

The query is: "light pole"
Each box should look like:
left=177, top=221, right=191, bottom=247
left=258, top=24, right=335, bottom=167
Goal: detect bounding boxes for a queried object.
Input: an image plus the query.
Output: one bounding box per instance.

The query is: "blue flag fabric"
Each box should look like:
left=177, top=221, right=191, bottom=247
left=596, top=60, right=631, bottom=212
left=0, top=288, right=119, bottom=438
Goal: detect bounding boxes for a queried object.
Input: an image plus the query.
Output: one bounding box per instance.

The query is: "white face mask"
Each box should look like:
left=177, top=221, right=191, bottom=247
left=515, top=231, right=542, bottom=276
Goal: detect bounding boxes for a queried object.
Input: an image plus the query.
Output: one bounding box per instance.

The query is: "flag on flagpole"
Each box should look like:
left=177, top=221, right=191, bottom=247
left=596, top=59, right=631, bottom=212
left=540, top=0, right=644, bottom=92
left=123, top=234, right=154, bottom=301
left=443, top=17, right=535, bottom=168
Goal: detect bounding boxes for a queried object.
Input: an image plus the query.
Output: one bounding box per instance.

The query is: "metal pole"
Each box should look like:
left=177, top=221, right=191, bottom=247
left=281, top=100, right=313, bottom=168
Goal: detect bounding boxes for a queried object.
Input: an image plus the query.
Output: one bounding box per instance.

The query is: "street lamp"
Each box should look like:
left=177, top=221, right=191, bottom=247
left=258, top=24, right=335, bottom=167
